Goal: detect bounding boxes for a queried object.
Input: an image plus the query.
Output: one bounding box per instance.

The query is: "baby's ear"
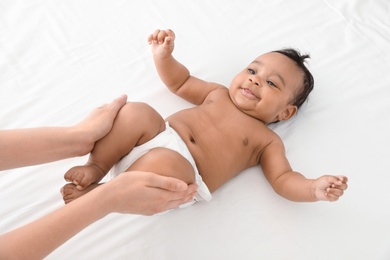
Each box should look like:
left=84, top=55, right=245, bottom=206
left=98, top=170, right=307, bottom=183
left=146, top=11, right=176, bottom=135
left=278, top=104, right=297, bottom=121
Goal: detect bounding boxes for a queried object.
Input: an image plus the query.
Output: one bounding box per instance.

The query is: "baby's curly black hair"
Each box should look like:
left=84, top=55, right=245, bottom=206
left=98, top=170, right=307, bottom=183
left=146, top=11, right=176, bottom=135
left=273, top=48, right=314, bottom=109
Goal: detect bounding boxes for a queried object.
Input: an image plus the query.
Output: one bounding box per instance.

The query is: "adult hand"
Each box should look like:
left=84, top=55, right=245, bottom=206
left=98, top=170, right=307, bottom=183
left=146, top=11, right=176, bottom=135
left=0, top=95, right=128, bottom=170
left=104, top=171, right=198, bottom=215
left=75, top=94, right=128, bottom=149
left=0, top=170, right=197, bottom=260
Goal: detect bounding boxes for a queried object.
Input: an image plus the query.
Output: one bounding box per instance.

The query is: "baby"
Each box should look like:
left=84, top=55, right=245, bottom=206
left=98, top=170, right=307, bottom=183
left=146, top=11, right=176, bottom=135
left=62, top=29, right=348, bottom=205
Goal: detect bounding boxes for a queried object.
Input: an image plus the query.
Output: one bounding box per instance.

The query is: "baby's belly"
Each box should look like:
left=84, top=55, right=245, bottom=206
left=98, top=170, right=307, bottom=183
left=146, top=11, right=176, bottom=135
left=166, top=113, right=259, bottom=192
left=190, top=147, right=247, bottom=193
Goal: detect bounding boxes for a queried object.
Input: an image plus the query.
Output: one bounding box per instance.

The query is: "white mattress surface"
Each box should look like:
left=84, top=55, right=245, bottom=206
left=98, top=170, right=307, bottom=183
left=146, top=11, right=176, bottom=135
left=1, top=1, right=389, bottom=259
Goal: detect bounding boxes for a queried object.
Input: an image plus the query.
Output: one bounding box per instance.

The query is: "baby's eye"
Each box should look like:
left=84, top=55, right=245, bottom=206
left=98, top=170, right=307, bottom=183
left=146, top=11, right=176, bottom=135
left=247, top=68, right=255, bottom=74
left=267, top=80, right=277, bottom=88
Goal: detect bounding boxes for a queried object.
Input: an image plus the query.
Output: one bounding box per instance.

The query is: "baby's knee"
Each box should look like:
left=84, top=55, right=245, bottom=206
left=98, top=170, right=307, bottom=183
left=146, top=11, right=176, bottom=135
left=120, top=102, right=159, bottom=120
left=117, top=102, right=164, bottom=142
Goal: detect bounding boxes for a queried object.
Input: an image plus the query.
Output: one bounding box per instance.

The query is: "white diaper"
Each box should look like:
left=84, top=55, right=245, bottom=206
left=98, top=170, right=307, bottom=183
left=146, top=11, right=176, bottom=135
left=110, top=122, right=212, bottom=207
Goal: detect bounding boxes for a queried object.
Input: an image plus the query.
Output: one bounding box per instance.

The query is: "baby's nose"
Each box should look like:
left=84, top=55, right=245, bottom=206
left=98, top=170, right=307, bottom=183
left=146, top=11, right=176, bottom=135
left=249, top=78, right=259, bottom=86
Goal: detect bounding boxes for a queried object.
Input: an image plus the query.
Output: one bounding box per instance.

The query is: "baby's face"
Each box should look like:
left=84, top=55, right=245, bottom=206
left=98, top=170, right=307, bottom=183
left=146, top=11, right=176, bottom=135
left=229, top=52, right=303, bottom=124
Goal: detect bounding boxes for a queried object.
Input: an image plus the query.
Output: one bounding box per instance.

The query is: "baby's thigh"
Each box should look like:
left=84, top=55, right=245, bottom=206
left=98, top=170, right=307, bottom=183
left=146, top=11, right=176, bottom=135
left=126, top=147, right=195, bottom=184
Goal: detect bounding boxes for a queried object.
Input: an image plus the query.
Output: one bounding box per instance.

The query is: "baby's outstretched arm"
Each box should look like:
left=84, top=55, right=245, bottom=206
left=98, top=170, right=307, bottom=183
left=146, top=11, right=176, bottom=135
left=261, top=136, right=348, bottom=202
left=312, top=175, right=348, bottom=202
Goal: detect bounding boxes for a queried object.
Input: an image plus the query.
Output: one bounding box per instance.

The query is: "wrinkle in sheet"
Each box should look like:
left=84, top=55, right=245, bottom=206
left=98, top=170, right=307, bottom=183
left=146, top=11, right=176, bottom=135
left=324, top=0, right=390, bottom=62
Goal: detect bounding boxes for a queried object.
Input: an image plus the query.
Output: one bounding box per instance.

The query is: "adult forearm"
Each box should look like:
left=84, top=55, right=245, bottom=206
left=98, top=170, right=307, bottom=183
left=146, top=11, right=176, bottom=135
left=273, top=171, right=317, bottom=202
left=0, top=170, right=197, bottom=259
left=0, top=95, right=128, bottom=171
left=0, top=184, right=112, bottom=259
left=153, top=55, right=190, bottom=92
left=0, top=127, right=89, bottom=170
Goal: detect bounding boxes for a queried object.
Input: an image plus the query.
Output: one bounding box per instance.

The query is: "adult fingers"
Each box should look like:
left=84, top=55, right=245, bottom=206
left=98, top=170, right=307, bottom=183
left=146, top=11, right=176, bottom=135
left=146, top=173, right=195, bottom=192
left=164, top=191, right=198, bottom=211
left=108, top=94, right=127, bottom=112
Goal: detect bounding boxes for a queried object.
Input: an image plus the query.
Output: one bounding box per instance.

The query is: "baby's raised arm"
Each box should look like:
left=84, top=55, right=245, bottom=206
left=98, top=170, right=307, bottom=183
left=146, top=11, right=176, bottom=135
left=148, top=29, right=224, bottom=105
left=148, top=29, right=190, bottom=92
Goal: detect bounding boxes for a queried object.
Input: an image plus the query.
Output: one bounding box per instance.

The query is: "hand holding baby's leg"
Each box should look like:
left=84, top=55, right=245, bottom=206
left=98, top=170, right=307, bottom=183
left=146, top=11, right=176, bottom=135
left=73, top=95, right=128, bottom=156
left=64, top=102, right=166, bottom=200
left=313, top=175, right=348, bottom=201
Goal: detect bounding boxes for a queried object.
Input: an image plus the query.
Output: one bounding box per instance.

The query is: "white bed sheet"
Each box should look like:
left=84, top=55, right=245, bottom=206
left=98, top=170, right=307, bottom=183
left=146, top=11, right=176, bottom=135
left=1, top=1, right=389, bottom=259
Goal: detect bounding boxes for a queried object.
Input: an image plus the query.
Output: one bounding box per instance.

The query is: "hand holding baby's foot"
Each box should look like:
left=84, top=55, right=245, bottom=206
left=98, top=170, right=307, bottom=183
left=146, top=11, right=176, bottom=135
left=313, top=175, right=348, bottom=202
left=64, top=164, right=105, bottom=190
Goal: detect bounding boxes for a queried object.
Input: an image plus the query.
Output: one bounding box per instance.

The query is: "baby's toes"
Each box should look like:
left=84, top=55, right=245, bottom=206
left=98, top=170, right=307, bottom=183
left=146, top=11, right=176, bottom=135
left=60, top=183, right=78, bottom=204
left=64, top=166, right=79, bottom=182
left=64, top=167, right=86, bottom=187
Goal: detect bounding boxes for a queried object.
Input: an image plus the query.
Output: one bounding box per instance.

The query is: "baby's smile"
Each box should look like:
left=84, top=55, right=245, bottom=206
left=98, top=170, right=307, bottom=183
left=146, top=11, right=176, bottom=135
left=240, top=87, right=260, bottom=100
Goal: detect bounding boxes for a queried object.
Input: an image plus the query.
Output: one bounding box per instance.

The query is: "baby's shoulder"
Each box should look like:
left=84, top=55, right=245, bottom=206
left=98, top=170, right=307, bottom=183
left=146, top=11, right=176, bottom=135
left=252, top=125, right=284, bottom=147
left=207, top=84, right=228, bottom=97
left=201, top=85, right=229, bottom=104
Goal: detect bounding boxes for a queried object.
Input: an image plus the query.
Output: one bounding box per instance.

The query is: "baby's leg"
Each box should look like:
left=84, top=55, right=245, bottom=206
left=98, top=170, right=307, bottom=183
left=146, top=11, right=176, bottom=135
left=64, top=102, right=166, bottom=190
left=127, top=147, right=196, bottom=185
left=62, top=147, right=195, bottom=204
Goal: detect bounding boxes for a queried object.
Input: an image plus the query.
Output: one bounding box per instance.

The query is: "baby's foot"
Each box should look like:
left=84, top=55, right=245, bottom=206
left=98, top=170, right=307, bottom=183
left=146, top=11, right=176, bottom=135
left=61, top=183, right=100, bottom=204
left=64, top=164, right=105, bottom=190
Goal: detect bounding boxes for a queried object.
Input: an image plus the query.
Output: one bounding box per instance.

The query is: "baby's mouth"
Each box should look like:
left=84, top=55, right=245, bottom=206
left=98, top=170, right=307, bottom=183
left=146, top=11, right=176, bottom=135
left=240, top=88, right=260, bottom=100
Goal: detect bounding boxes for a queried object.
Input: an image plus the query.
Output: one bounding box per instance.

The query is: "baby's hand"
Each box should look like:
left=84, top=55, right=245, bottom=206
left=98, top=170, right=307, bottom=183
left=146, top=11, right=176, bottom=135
left=312, top=175, right=348, bottom=202
left=147, top=29, right=175, bottom=58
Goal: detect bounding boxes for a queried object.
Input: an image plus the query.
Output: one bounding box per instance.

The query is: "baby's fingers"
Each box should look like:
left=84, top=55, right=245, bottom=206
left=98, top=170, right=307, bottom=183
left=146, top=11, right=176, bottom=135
left=325, top=187, right=344, bottom=201
left=148, top=29, right=174, bottom=45
left=148, top=29, right=163, bottom=44
left=336, top=175, right=348, bottom=184
left=166, top=29, right=175, bottom=42
left=331, top=181, right=348, bottom=191
left=147, top=33, right=154, bottom=44
left=158, top=30, right=169, bottom=43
